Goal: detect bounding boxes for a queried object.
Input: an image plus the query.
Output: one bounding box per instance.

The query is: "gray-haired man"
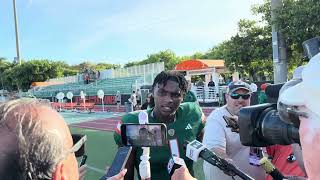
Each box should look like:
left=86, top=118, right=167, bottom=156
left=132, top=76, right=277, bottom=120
left=0, top=98, right=126, bottom=180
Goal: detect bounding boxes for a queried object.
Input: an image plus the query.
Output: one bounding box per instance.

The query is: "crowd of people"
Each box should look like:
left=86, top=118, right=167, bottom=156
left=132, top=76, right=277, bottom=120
left=0, top=65, right=319, bottom=180
left=82, top=68, right=100, bottom=84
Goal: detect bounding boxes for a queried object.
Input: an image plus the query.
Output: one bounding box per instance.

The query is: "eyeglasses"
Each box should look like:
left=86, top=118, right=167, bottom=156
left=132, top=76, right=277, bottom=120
left=229, top=93, right=251, bottom=100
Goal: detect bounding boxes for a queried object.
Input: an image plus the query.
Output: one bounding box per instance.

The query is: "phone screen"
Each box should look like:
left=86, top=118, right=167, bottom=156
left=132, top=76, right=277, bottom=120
left=121, top=123, right=167, bottom=147
left=101, top=146, right=132, bottom=180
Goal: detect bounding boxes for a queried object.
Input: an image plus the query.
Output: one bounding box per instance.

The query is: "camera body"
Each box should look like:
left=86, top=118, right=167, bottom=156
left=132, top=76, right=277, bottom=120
left=239, top=103, right=300, bottom=147
left=238, top=36, right=320, bottom=147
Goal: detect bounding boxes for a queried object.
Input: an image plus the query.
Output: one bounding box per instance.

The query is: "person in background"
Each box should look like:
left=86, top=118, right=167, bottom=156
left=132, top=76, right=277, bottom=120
left=203, top=81, right=266, bottom=180
left=116, top=91, right=121, bottom=112
left=208, top=79, right=215, bottom=87
left=136, top=89, right=142, bottom=109
left=258, top=83, right=268, bottom=104
left=141, top=93, right=153, bottom=110
left=183, top=80, right=198, bottom=103
left=130, top=90, right=137, bottom=111
left=0, top=98, right=126, bottom=180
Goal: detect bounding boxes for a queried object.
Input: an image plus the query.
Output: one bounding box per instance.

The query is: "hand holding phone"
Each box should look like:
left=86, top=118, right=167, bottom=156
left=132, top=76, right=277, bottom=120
left=100, top=146, right=132, bottom=180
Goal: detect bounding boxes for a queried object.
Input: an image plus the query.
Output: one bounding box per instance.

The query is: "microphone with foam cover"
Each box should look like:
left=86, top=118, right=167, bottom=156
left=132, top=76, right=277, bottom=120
left=259, top=157, right=285, bottom=180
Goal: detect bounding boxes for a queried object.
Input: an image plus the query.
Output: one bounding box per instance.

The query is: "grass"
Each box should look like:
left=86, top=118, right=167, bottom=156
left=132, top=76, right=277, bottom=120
left=70, top=127, right=204, bottom=180
left=71, top=127, right=118, bottom=179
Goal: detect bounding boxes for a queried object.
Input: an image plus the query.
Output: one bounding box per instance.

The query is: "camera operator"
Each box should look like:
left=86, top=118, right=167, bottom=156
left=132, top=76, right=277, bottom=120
left=264, top=67, right=306, bottom=180
left=0, top=98, right=126, bottom=180
left=203, top=81, right=266, bottom=180
left=278, top=52, right=320, bottom=180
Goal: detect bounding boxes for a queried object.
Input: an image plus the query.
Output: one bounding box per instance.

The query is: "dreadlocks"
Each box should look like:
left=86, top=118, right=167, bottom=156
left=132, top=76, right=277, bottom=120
left=152, top=71, right=188, bottom=95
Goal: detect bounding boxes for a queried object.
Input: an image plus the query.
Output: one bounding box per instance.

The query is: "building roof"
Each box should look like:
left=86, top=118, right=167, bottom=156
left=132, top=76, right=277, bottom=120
left=174, top=59, right=225, bottom=71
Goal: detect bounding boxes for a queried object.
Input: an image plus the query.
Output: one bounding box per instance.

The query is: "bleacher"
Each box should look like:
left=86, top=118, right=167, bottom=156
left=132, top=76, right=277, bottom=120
left=32, top=76, right=143, bottom=98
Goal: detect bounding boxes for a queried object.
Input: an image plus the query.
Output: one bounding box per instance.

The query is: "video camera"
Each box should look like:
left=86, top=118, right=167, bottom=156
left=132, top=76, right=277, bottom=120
left=239, top=37, right=320, bottom=147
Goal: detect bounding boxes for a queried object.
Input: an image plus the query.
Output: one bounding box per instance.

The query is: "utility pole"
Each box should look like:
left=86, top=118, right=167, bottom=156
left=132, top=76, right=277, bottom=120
left=13, top=0, right=21, bottom=65
left=271, top=0, right=287, bottom=83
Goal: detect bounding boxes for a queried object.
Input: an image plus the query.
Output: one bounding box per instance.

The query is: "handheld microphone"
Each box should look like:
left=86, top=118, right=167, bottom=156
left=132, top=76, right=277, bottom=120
left=167, top=156, right=186, bottom=176
left=138, top=111, right=151, bottom=180
left=259, top=157, right=285, bottom=180
left=185, top=140, right=254, bottom=180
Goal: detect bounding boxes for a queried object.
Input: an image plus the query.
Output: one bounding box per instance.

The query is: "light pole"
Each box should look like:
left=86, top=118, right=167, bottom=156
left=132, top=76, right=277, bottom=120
left=13, top=0, right=21, bottom=65
left=271, top=0, right=287, bottom=83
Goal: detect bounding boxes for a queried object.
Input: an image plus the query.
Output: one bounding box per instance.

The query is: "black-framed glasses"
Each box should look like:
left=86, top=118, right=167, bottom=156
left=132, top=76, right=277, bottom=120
left=230, top=93, right=251, bottom=100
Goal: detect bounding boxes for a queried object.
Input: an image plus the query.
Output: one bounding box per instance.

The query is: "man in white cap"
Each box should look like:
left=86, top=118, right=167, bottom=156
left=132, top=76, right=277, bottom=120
left=203, top=81, right=266, bottom=180
left=279, top=53, right=320, bottom=180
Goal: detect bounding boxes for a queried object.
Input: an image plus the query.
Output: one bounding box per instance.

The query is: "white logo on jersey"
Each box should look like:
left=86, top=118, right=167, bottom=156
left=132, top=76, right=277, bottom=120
left=185, top=124, right=192, bottom=130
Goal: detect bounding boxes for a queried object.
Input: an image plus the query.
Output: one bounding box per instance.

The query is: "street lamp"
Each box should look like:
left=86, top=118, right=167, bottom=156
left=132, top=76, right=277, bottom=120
left=13, top=0, right=21, bottom=65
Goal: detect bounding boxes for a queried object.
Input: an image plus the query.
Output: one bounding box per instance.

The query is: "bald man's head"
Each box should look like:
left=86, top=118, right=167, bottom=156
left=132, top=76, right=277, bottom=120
left=0, top=98, right=79, bottom=180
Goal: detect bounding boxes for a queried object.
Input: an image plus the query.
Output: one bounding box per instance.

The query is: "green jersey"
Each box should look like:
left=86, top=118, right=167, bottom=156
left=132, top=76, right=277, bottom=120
left=114, top=102, right=205, bottom=180
left=183, top=91, right=197, bottom=103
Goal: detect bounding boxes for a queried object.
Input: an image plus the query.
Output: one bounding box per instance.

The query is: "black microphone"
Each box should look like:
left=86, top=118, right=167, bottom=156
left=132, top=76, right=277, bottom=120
left=265, top=83, right=284, bottom=99
left=167, top=156, right=186, bottom=176
left=184, top=140, right=254, bottom=180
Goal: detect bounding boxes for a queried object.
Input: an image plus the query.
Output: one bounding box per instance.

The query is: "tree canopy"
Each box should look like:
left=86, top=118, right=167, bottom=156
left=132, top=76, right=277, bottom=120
left=0, top=58, right=119, bottom=91
left=2, top=0, right=319, bottom=91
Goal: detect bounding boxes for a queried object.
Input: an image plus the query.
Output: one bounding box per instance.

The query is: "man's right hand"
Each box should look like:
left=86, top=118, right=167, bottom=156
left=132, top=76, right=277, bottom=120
left=171, top=166, right=197, bottom=180
left=212, top=147, right=236, bottom=176
left=107, top=169, right=127, bottom=180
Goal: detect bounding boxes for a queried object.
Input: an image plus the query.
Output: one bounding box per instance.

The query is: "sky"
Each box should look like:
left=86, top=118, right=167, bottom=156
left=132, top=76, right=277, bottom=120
left=0, top=0, right=264, bottom=65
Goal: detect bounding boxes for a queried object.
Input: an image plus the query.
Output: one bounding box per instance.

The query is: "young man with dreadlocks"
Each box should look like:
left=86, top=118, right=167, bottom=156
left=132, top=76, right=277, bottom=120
left=114, top=71, right=206, bottom=180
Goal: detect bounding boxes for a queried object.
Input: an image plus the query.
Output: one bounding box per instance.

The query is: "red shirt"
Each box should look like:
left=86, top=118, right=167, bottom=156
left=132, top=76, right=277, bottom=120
left=266, top=145, right=306, bottom=180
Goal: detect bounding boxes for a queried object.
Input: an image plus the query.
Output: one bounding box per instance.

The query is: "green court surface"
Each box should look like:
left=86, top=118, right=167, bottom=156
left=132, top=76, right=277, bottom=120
left=70, top=127, right=205, bottom=180
left=61, top=111, right=124, bottom=124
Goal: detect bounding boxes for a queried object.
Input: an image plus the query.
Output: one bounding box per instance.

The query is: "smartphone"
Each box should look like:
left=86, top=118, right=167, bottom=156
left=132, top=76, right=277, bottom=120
left=100, top=146, right=132, bottom=180
left=79, top=155, right=87, bottom=167
left=121, top=123, right=167, bottom=147
left=223, top=115, right=239, bottom=133
left=72, top=134, right=86, bottom=157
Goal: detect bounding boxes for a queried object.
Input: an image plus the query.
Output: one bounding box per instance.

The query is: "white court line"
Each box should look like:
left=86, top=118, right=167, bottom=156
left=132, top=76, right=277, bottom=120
left=86, top=164, right=106, bottom=174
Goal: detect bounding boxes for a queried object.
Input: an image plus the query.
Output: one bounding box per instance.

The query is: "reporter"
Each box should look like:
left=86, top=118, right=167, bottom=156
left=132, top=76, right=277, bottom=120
left=278, top=52, right=320, bottom=179
left=0, top=98, right=126, bottom=180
